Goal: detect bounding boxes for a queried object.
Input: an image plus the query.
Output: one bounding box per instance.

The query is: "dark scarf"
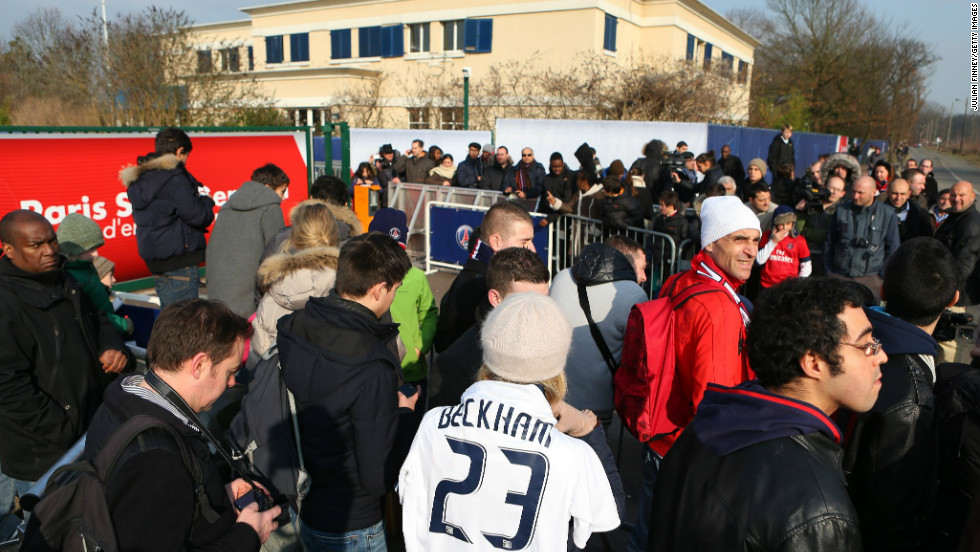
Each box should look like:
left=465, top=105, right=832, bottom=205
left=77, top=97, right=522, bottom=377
left=515, top=162, right=533, bottom=192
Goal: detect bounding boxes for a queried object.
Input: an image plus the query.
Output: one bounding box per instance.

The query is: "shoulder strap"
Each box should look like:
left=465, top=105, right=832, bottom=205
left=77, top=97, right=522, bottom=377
left=271, top=344, right=310, bottom=510
left=578, top=283, right=619, bottom=375
left=670, top=282, right=725, bottom=310
left=95, top=414, right=220, bottom=524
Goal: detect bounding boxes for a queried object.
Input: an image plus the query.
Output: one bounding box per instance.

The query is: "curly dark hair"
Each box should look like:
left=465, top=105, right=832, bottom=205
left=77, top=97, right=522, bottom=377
left=747, top=277, right=867, bottom=388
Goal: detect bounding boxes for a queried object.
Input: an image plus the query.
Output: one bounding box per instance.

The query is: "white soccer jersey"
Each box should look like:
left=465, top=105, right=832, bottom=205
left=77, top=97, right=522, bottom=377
left=398, top=380, right=620, bottom=551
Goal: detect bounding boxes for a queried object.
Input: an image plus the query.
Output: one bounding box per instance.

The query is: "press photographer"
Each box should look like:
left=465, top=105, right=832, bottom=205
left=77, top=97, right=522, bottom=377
left=796, top=174, right=847, bottom=277
left=76, top=300, right=281, bottom=550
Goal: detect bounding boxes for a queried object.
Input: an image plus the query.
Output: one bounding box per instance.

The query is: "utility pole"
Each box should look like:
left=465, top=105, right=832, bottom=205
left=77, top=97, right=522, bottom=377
left=947, top=98, right=959, bottom=151
left=959, top=98, right=970, bottom=153
left=101, top=0, right=109, bottom=46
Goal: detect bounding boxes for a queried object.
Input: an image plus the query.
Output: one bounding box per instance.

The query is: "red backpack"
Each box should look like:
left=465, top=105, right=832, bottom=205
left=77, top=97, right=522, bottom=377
left=614, top=277, right=722, bottom=444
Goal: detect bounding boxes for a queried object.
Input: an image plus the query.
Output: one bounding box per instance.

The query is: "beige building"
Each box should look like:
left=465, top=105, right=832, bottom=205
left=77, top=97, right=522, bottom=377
left=190, top=0, right=758, bottom=128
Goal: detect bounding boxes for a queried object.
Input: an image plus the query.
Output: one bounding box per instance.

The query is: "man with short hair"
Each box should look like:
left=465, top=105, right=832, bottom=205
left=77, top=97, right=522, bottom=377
left=887, top=178, right=933, bottom=242
left=428, top=247, right=550, bottom=408
left=82, top=299, right=278, bottom=550
left=393, top=139, right=435, bottom=184
left=842, top=237, right=959, bottom=551
left=0, top=210, right=129, bottom=537
left=627, top=195, right=760, bottom=552
left=767, top=124, right=795, bottom=180
left=920, top=159, right=940, bottom=205
left=744, top=182, right=777, bottom=230
left=483, top=146, right=516, bottom=192
left=550, top=237, right=648, bottom=428
left=674, top=141, right=688, bottom=154
left=824, top=175, right=901, bottom=303
left=907, top=168, right=930, bottom=209
left=121, top=126, right=215, bottom=307
left=798, top=175, right=847, bottom=276
left=650, top=277, right=883, bottom=551
left=277, top=232, right=418, bottom=549
left=718, top=145, right=746, bottom=189
left=934, top=181, right=980, bottom=305
left=206, top=164, right=289, bottom=316
left=456, top=141, right=486, bottom=188
left=906, top=158, right=918, bottom=170
left=538, top=152, right=577, bottom=226
left=433, top=202, right=536, bottom=352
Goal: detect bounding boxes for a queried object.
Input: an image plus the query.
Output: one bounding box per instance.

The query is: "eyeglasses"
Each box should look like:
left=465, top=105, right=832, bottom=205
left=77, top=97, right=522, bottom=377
left=522, top=154, right=533, bottom=158
left=840, top=337, right=882, bottom=357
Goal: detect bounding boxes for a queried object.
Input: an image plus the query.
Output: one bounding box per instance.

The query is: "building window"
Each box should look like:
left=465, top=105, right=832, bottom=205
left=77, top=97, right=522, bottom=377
left=409, top=107, right=430, bottom=129
left=410, top=23, right=430, bottom=53
left=440, top=107, right=464, bottom=130
left=266, top=35, right=284, bottom=64
left=463, top=19, right=493, bottom=53
left=360, top=25, right=403, bottom=58
left=603, top=14, right=617, bottom=52
left=290, top=33, right=310, bottom=62
left=737, top=61, right=749, bottom=84
left=248, top=46, right=254, bottom=70
left=332, top=29, right=352, bottom=59
left=686, top=34, right=696, bottom=60
left=196, top=50, right=212, bottom=73
left=443, top=20, right=464, bottom=51
left=721, top=51, right=734, bottom=72
left=220, top=47, right=240, bottom=72
left=703, top=43, right=713, bottom=70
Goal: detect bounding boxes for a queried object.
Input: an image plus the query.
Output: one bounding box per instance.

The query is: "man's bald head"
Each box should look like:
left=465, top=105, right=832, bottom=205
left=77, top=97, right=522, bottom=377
left=0, top=210, right=51, bottom=245
left=888, top=179, right=911, bottom=209
left=851, top=176, right=877, bottom=208
left=950, top=181, right=976, bottom=213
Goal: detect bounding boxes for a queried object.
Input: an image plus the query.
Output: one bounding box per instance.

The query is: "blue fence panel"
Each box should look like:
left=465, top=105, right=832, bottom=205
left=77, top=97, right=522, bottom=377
left=707, top=125, right=845, bottom=183
left=312, top=136, right=342, bottom=162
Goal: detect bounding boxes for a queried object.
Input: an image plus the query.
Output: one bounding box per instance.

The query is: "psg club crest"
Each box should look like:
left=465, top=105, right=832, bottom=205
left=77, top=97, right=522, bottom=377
left=388, top=227, right=401, bottom=241
left=456, top=225, right=473, bottom=250
left=786, top=243, right=794, bottom=250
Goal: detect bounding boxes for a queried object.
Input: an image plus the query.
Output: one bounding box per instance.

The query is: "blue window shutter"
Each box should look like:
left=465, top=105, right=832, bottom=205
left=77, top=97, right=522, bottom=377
left=604, top=14, right=617, bottom=51
left=290, top=33, right=309, bottom=62
left=704, top=42, right=713, bottom=67
left=686, top=34, right=695, bottom=60
left=360, top=26, right=382, bottom=57
left=382, top=25, right=404, bottom=57
left=332, top=29, right=352, bottom=59
left=265, top=35, right=283, bottom=64
left=464, top=19, right=493, bottom=53
left=247, top=45, right=254, bottom=70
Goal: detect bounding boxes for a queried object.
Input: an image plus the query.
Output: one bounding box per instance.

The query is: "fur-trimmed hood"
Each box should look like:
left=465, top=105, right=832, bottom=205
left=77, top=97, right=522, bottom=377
left=327, top=203, right=363, bottom=239
left=119, top=153, right=182, bottom=189
left=821, top=153, right=862, bottom=189
left=257, top=245, right=339, bottom=294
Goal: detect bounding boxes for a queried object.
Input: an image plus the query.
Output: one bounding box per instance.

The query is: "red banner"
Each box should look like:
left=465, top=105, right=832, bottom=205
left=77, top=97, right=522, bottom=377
left=0, top=131, right=310, bottom=281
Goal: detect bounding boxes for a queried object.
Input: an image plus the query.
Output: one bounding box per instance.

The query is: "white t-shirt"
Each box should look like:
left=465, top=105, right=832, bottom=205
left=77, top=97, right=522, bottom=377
left=398, top=381, right=620, bottom=551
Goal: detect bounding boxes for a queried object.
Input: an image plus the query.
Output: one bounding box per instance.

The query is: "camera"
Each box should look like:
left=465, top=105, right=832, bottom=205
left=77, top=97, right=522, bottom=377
left=934, top=310, right=975, bottom=342
left=662, top=151, right=687, bottom=170
left=234, top=487, right=291, bottom=526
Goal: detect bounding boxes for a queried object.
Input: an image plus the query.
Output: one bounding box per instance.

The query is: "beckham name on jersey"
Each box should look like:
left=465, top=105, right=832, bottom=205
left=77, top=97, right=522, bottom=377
left=437, top=397, right=556, bottom=448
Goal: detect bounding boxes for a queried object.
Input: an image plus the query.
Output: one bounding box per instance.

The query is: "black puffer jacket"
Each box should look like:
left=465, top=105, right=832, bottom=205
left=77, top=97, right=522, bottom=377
left=934, top=202, right=980, bottom=305
left=121, top=153, right=215, bottom=274
left=840, top=308, right=938, bottom=551
left=650, top=381, right=862, bottom=552
left=482, top=162, right=515, bottom=192
left=602, top=192, right=644, bottom=231
left=571, top=242, right=637, bottom=285
left=277, top=292, right=414, bottom=533
left=0, top=256, right=124, bottom=480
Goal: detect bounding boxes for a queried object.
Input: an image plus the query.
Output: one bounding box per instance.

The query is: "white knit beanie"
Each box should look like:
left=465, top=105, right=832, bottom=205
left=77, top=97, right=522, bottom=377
left=700, top=196, right=762, bottom=246
left=481, top=292, right=571, bottom=383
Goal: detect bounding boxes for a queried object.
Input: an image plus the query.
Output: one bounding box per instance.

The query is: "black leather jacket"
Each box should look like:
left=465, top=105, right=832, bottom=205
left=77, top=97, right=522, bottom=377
left=840, top=308, right=938, bottom=551
left=934, top=202, right=980, bottom=305
left=650, top=382, right=863, bottom=552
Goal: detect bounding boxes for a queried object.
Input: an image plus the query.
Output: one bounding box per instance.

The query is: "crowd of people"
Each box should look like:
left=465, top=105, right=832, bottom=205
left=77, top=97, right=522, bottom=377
left=3, top=124, right=980, bottom=552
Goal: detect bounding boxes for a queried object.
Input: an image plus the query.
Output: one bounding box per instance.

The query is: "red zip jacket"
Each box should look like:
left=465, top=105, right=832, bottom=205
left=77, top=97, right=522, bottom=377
left=651, top=251, right=754, bottom=457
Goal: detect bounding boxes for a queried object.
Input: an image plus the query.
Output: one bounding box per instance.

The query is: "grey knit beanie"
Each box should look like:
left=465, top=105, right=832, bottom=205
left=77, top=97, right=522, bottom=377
left=481, top=292, right=571, bottom=383
left=56, top=214, right=105, bottom=260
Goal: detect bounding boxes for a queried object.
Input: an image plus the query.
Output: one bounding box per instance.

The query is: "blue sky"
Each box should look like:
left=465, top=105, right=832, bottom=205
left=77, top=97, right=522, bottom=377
left=0, top=0, right=969, bottom=115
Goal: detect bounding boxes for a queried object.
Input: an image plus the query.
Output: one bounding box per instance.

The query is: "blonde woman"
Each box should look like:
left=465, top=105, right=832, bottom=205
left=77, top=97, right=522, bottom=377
left=251, top=200, right=340, bottom=357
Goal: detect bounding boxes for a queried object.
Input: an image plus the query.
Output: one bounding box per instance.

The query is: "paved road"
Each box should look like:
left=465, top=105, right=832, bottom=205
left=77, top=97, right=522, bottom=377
left=908, top=148, right=980, bottom=191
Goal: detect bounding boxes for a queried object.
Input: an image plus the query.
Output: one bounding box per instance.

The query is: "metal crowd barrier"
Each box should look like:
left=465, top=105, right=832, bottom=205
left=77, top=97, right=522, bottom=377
left=390, top=183, right=507, bottom=257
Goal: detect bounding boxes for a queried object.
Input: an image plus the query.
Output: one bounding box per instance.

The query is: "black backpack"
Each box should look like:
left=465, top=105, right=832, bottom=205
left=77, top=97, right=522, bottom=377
left=20, top=415, right=217, bottom=552
left=228, top=345, right=309, bottom=512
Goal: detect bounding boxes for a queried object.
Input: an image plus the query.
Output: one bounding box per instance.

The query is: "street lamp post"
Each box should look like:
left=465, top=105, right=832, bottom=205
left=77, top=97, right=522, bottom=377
left=462, top=67, right=471, bottom=131
left=959, top=98, right=970, bottom=153
left=947, top=98, right=960, bottom=151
